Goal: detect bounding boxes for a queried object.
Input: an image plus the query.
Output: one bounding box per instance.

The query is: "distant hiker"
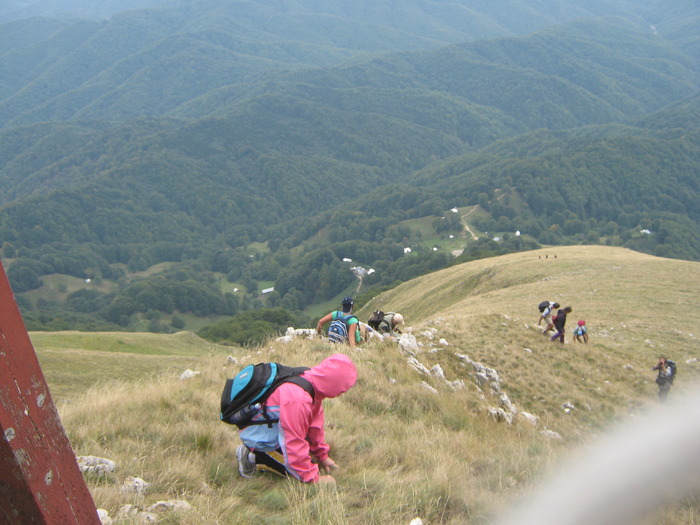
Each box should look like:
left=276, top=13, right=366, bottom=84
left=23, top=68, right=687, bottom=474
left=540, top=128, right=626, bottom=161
left=573, top=320, right=588, bottom=343
left=372, top=312, right=405, bottom=335
left=235, top=353, right=357, bottom=483
left=538, top=301, right=560, bottom=336
left=367, top=310, right=385, bottom=331
left=316, top=296, right=360, bottom=347
left=652, top=357, right=676, bottom=402
left=550, top=306, right=572, bottom=343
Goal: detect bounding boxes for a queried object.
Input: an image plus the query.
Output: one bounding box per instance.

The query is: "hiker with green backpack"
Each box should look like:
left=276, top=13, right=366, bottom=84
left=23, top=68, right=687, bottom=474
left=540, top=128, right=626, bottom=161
left=316, top=296, right=361, bottom=347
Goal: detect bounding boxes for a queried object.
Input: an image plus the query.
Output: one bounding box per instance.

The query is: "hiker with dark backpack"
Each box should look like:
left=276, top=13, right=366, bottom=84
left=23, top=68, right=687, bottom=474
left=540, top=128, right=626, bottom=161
left=316, top=296, right=361, bottom=347
left=538, top=301, right=560, bottom=336
left=367, top=310, right=385, bottom=331
left=652, top=357, right=677, bottom=402
left=231, top=354, right=357, bottom=483
left=550, top=305, right=572, bottom=343
left=380, top=312, right=405, bottom=335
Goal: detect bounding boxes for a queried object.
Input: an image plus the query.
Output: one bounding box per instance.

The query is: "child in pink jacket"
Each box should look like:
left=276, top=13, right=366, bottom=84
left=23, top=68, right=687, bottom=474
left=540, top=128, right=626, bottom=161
left=236, top=353, right=357, bottom=483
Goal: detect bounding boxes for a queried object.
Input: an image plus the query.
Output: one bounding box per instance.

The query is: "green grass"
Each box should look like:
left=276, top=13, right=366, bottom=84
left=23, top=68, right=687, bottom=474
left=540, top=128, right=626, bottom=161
left=28, top=246, right=700, bottom=523
left=23, top=273, right=118, bottom=304
left=32, top=331, right=232, bottom=401
left=31, top=330, right=222, bottom=357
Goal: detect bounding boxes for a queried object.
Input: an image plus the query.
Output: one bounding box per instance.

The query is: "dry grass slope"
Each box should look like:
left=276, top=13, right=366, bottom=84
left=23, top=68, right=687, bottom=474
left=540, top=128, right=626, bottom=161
left=33, top=246, right=700, bottom=524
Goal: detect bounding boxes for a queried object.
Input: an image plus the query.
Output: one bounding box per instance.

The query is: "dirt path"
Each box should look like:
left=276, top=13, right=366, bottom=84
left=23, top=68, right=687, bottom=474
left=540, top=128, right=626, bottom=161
left=460, top=205, right=480, bottom=241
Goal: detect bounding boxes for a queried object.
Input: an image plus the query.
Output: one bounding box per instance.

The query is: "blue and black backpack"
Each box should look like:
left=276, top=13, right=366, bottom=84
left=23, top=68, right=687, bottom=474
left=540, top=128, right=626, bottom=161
left=220, top=362, right=314, bottom=429
left=328, top=312, right=357, bottom=344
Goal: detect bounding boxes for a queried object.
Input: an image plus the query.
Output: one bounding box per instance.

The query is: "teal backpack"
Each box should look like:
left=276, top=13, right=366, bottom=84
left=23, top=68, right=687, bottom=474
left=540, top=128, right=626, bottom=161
left=220, top=362, right=314, bottom=428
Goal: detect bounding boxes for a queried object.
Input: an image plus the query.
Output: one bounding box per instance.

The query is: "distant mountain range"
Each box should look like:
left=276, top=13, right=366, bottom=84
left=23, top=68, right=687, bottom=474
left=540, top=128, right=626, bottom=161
left=0, top=1, right=698, bottom=331
left=2, top=0, right=695, bottom=127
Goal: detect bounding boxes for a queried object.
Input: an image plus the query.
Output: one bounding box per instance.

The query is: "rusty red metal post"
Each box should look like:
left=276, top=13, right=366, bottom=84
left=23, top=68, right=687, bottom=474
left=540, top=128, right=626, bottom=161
left=0, top=260, right=100, bottom=524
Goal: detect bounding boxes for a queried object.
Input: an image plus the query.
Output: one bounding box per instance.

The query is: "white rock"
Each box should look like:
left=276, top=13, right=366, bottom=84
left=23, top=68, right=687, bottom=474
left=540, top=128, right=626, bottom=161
left=430, top=364, right=446, bottom=381
left=455, top=353, right=472, bottom=364
left=448, top=379, right=466, bottom=391
left=489, top=407, right=513, bottom=424
left=520, top=412, right=539, bottom=426
left=179, top=369, right=200, bottom=380
left=137, top=512, right=159, bottom=523
left=500, top=392, right=517, bottom=414
left=407, top=357, right=431, bottom=375
left=474, top=372, right=490, bottom=386
left=398, top=333, right=420, bottom=356
left=77, top=456, right=116, bottom=476
left=541, top=429, right=563, bottom=440
left=420, top=382, right=439, bottom=394
left=120, top=477, right=150, bottom=495
left=116, top=504, right=139, bottom=518
left=146, top=500, right=193, bottom=513
left=471, top=362, right=500, bottom=384
left=438, top=338, right=449, bottom=346
left=275, top=335, right=294, bottom=344
left=410, top=519, right=424, bottom=525
left=97, top=509, right=112, bottom=525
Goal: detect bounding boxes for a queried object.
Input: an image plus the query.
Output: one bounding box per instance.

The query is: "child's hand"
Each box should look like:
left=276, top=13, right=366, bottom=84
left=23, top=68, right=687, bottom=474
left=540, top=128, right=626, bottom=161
left=319, top=457, right=339, bottom=473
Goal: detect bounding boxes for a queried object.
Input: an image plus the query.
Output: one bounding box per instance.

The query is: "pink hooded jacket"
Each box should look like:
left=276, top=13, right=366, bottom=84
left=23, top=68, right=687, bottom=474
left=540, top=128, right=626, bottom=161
left=264, top=353, right=357, bottom=482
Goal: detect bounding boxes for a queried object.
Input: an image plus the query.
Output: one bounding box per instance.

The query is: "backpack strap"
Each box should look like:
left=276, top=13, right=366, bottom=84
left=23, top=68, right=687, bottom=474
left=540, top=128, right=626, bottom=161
left=252, top=375, right=315, bottom=428
left=333, top=311, right=357, bottom=323
left=285, top=376, right=315, bottom=399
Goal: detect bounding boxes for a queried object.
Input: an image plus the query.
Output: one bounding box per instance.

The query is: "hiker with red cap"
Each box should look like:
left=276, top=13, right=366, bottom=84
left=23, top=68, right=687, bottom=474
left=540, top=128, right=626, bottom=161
left=573, top=320, right=589, bottom=343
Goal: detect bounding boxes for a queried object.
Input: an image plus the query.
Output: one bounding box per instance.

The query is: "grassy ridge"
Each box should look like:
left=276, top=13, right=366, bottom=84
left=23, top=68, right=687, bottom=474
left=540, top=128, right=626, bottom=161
left=33, top=246, right=700, bottom=523
left=32, top=331, right=231, bottom=401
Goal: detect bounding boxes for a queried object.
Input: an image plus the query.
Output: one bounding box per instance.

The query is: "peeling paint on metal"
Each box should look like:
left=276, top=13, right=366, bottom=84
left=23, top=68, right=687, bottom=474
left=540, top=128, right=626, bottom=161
left=13, top=448, right=30, bottom=467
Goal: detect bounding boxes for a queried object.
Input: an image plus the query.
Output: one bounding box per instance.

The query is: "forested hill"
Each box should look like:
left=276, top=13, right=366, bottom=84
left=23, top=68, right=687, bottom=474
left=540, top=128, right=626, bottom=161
left=401, top=93, right=700, bottom=261
left=0, top=0, right=645, bottom=27
left=0, top=19, right=697, bottom=249
left=3, top=95, right=699, bottom=332
left=0, top=2, right=699, bottom=333
left=0, top=0, right=690, bottom=127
